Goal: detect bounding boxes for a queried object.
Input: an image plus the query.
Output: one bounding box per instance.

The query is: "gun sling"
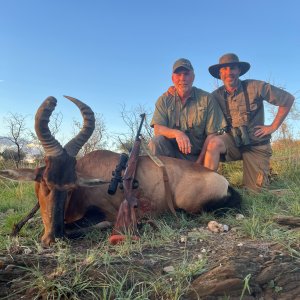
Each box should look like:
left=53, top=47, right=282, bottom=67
left=141, top=140, right=177, bottom=216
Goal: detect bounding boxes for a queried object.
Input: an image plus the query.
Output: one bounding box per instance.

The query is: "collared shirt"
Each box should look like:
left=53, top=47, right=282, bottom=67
left=211, top=79, right=295, bottom=144
left=151, top=87, right=227, bottom=154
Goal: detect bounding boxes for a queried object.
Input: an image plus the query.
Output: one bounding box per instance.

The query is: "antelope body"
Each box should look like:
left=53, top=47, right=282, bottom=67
left=0, top=96, right=241, bottom=247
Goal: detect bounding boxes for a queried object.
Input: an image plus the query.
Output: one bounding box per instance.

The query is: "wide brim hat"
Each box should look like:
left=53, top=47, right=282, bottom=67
left=208, top=53, right=250, bottom=79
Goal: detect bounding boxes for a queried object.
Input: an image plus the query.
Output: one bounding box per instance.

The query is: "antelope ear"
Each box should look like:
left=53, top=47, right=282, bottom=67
left=76, top=175, right=110, bottom=187
left=0, top=169, right=37, bottom=181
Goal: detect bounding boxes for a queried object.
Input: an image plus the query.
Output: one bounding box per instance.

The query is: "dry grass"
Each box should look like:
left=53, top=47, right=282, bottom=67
left=0, top=139, right=300, bottom=299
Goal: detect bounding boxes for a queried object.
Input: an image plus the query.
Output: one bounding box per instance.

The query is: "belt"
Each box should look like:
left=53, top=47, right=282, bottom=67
left=240, top=139, right=270, bottom=149
left=250, top=140, right=270, bottom=147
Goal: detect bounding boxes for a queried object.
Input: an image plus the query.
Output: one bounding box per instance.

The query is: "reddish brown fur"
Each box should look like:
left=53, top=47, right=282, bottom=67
left=2, top=149, right=239, bottom=247
left=0, top=96, right=241, bottom=247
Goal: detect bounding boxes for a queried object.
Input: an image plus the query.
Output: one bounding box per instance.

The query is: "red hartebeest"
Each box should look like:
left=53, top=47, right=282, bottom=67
left=0, top=96, right=241, bottom=247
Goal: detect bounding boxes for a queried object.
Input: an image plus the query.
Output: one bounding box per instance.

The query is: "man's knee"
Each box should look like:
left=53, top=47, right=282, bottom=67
left=206, top=136, right=226, bottom=154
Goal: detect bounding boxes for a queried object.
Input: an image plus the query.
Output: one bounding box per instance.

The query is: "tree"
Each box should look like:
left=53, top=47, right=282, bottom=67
left=48, top=111, right=63, bottom=138
left=29, top=111, right=64, bottom=158
left=3, top=113, right=28, bottom=168
left=1, top=148, right=25, bottom=162
left=72, top=112, right=108, bottom=157
left=113, top=103, right=153, bottom=153
left=268, top=88, right=300, bottom=141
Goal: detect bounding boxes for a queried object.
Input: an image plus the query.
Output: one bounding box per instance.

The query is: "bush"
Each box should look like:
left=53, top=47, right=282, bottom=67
left=1, top=148, right=25, bottom=162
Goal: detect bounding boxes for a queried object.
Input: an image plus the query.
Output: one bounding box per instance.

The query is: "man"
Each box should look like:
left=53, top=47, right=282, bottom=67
left=149, top=58, right=226, bottom=162
left=201, top=53, right=295, bottom=191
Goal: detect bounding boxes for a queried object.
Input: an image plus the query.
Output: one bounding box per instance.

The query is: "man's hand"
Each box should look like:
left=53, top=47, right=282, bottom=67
left=163, top=86, right=176, bottom=96
left=254, top=125, right=276, bottom=138
left=175, top=131, right=192, bottom=154
left=254, top=105, right=293, bottom=138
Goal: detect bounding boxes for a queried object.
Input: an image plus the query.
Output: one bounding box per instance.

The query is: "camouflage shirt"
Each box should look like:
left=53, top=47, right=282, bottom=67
left=151, top=87, right=227, bottom=155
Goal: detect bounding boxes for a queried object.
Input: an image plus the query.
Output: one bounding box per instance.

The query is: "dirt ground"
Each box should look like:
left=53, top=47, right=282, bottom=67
left=1, top=221, right=300, bottom=300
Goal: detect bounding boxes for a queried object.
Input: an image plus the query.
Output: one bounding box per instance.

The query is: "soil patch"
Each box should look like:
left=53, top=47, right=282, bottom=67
left=1, top=226, right=299, bottom=299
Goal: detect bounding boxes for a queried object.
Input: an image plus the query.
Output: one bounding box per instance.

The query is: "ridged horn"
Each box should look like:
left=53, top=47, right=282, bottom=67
left=35, top=97, right=64, bottom=157
left=63, top=95, right=95, bottom=157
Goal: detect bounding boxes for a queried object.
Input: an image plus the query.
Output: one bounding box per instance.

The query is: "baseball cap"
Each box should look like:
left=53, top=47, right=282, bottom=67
left=173, top=58, right=194, bottom=73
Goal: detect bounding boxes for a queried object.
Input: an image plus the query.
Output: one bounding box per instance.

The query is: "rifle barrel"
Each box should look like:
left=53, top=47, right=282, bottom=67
left=135, top=113, right=146, bottom=141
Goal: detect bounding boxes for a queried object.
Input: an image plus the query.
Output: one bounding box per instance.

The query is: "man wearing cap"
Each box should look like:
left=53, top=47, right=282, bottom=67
left=201, top=53, right=295, bottom=191
left=149, top=58, right=226, bottom=162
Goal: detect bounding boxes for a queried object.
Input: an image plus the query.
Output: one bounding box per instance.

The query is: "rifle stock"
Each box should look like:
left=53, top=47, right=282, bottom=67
left=122, top=141, right=140, bottom=207
left=111, top=113, right=146, bottom=238
left=122, top=113, right=145, bottom=208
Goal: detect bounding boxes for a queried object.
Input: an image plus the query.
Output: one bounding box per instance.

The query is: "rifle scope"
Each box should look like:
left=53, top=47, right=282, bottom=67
left=107, top=153, right=128, bottom=195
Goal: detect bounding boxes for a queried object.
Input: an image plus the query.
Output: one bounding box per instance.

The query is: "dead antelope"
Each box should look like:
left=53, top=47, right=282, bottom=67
left=0, top=96, right=241, bottom=247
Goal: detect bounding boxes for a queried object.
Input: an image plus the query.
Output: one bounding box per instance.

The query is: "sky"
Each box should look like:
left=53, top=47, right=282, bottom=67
left=0, top=0, right=299, bottom=145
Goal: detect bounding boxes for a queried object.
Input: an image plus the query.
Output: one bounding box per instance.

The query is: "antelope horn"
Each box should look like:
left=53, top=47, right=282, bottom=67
left=35, top=97, right=64, bottom=157
left=63, top=95, right=95, bottom=157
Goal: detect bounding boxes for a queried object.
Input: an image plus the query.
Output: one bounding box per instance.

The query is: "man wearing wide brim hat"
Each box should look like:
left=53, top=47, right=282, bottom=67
left=208, top=53, right=250, bottom=79
left=198, top=53, right=295, bottom=191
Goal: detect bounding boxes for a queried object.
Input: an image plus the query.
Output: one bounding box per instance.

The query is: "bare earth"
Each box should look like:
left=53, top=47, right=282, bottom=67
left=1, top=219, right=300, bottom=300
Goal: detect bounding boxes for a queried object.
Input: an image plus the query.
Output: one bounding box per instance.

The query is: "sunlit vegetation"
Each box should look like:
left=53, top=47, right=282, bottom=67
left=0, top=138, right=299, bottom=299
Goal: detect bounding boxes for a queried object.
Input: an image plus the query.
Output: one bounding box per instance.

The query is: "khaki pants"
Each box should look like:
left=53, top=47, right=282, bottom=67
left=148, top=135, right=198, bottom=162
left=219, top=133, right=272, bottom=192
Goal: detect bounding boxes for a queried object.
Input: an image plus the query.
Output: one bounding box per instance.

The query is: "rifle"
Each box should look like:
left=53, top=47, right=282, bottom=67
left=110, top=113, right=146, bottom=243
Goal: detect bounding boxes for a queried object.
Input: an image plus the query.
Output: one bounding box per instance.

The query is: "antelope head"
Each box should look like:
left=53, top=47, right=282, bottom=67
left=33, top=96, right=95, bottom=246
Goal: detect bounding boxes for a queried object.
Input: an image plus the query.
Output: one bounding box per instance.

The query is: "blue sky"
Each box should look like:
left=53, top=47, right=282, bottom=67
left=0, top=0, right=299, bottom=143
